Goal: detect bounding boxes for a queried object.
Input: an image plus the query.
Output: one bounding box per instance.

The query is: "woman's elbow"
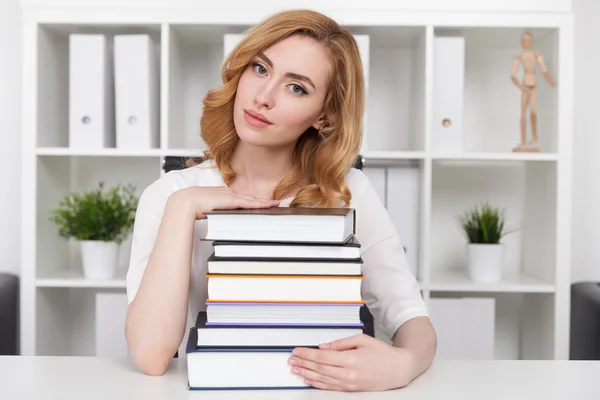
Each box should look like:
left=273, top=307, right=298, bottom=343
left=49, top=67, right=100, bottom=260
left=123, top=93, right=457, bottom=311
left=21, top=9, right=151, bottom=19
left=131, top=350, right=171, bottom=376
left=126, top=326, right=175, bottom=376
left=130, top=346, right=173, bottom=376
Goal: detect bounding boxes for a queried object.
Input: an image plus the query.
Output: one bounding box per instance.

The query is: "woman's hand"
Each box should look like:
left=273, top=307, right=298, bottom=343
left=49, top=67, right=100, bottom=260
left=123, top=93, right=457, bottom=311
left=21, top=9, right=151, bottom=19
left=169, top=186, right=280, bottom=220
left=288, top=334, right=418, bottom=392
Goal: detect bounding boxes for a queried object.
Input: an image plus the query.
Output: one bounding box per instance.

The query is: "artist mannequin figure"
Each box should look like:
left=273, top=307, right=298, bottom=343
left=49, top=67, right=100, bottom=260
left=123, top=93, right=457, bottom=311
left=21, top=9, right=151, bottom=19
left=125, top=9, right=436, bottom=392
left=510, top=31, right=556, bottom=152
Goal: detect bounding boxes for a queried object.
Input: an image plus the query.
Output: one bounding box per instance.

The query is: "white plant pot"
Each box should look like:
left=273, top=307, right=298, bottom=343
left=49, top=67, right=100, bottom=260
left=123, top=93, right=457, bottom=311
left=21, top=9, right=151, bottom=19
left=80, top=240, right=119, bottom=280
left=467, top=243, right=505, bottom=283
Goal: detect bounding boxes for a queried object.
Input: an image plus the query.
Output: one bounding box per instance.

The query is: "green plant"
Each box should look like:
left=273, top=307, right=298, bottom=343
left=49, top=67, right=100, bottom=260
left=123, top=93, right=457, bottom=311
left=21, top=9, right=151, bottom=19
left=49, top=182, right=139, bottom=245
left=460, top=201, right=516, bottom=244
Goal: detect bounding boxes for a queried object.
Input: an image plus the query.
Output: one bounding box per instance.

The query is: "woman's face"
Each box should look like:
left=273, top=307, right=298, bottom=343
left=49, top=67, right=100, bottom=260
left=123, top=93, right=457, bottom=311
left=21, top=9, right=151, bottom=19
left=233, top=34, right=332, bottom=148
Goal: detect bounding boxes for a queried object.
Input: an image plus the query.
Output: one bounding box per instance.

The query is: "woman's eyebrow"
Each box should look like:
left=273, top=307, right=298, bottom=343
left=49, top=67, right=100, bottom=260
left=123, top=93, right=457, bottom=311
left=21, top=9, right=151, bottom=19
left=258, top=53, right=316, bottom=90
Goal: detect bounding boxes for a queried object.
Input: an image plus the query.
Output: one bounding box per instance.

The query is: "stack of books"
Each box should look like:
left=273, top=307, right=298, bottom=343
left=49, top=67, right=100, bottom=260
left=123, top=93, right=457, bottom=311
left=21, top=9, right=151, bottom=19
left=185, top=207, right=367, bottom=390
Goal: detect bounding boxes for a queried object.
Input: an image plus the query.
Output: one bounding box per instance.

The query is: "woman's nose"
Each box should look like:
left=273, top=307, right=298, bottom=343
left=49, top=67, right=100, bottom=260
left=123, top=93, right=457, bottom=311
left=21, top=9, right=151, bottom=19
left=254, top=82, right=275, bottom=110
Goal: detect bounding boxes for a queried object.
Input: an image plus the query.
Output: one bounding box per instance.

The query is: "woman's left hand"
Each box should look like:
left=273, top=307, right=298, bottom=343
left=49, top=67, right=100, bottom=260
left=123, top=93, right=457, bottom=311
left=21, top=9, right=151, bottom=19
left=288, top=333, right=417, bottom=392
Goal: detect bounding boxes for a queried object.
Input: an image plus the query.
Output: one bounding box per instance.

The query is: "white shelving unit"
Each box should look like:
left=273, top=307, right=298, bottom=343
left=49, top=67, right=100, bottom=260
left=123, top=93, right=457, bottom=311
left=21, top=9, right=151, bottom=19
left=20, top=4, right=573, bottom=361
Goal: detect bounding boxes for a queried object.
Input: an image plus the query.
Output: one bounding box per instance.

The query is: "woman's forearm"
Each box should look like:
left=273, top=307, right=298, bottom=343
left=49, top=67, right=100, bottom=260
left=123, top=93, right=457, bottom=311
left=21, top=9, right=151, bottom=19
left=125, top=193, right=196, bottom=376
left=393, top=316, right=437, bottom=380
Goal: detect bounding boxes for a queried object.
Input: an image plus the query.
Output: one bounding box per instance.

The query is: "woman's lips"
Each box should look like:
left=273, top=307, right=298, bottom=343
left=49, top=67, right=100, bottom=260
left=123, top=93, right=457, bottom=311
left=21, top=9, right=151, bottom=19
left=244, top=110, right=273, bottom=128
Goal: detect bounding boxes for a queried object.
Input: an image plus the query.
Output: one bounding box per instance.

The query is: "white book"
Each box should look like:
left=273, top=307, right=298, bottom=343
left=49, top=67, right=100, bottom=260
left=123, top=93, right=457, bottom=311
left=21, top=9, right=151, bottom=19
left=69, top=34, right=114, bottom=149
left=196, top=311, right=362, bottom=346
left=113, top=34, right=159, bottom=149
left=207, top=275, right=363, bottom=302
left=207, top=254, right=362, bottom=276
left=203, top=207, right=356, bottom=244
left=205, top=302, right=363, bottom=325
left=187, top=347, right=308, bottom=390
left=196, top=327, right=362, bottom=348
left=212, top=238, right=361, bottom=260
left=432, top=36, right=465, bottom=154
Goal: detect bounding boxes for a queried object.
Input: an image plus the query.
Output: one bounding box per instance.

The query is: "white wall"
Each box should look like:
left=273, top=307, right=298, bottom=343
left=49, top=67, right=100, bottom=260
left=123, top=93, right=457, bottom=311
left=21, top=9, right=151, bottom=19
left=0, top=0, right=22, bottom=275
left=1, top=0, right=599, bottom=282
left=571, top=0, right=600, bottom=283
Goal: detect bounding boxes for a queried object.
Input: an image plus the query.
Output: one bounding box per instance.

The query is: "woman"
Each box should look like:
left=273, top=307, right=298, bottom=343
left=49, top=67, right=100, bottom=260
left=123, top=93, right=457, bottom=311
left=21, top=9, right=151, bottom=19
left=125, top=8, right=437, bottom=391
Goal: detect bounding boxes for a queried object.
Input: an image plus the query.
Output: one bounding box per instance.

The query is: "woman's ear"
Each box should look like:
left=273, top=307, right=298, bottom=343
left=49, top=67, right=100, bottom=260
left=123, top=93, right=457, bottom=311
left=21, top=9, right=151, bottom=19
left=312, top=113, right=328, bottom=131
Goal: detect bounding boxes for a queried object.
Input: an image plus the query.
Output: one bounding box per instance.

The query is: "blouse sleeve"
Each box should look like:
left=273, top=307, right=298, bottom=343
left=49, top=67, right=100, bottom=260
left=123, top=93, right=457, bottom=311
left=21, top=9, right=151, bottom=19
left=125, top=177, right=175, bottom=305
left=352, top=170, right=429, bottom=340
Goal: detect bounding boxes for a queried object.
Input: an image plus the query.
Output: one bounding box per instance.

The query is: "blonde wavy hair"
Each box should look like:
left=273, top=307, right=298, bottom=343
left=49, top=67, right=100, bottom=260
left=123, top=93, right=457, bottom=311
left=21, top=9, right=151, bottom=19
left=191, top=9, right=365, bottom=208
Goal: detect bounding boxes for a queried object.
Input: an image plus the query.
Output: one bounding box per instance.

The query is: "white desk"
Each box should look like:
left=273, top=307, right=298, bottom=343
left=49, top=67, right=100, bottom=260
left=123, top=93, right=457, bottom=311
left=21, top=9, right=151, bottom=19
left=2, top=356, right=600, bottom=399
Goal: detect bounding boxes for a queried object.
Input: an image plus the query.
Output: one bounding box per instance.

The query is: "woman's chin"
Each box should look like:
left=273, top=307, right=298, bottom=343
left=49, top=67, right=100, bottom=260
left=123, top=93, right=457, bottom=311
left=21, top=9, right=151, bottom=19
left=236, top=130, right=276, bottom=148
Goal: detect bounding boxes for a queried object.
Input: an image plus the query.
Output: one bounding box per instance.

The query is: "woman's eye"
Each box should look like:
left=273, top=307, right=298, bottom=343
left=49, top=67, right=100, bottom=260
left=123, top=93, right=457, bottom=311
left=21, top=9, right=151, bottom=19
left=288, top=84, right=307, bottom=95
left=253, top=63, right=267, bottom=75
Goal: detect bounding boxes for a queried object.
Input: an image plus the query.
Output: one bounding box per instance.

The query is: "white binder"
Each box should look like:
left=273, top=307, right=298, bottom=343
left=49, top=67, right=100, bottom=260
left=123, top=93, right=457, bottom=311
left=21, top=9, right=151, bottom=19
left=69, top=34, right=114, bottom=149
left=95, top=292, right=129, bottom=357
left=353, top=35, right=370, bottom=155
left=432, top=36, right=465, bottom=154
left=386, top=166, right=421, bottom=278
left=224, top=33, right=245, bottom=59
left=429, top=297, right=495, bottom=360
left=114, top=34, right=159, bottom=149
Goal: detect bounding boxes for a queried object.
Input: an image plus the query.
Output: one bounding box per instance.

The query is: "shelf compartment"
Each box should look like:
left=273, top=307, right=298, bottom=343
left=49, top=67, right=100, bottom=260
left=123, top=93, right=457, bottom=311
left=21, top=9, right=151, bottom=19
left=429, top=292, right=556, bottom=360
left=36, top=23, right=162, bottom=149
left=344, top=25, right=427, bottom=153
left=35, top=156, right=162, bottom=285
left=432, top=27, right=559, bottom=154
left=36, top=287, right=126, bottom=356
left=430, top=162, right=557, bottom=290
left=167, top=24, right=250, bottom=151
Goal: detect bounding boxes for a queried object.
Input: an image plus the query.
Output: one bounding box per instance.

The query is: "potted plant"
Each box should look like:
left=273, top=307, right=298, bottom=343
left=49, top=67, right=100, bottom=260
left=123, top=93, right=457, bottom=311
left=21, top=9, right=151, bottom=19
left=49, top=182, right=139, bottom=280
left=460, top=201, right=516, bottom=283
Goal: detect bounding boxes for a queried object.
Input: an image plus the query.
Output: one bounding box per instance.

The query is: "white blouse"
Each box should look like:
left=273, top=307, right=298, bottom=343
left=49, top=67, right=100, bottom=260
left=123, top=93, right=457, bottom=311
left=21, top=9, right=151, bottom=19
left=126, top=159, right=428, bottom=358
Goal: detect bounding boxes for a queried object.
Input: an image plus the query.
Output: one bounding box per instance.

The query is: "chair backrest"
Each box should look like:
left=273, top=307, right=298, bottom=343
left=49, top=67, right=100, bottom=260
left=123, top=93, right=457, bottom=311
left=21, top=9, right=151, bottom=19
left=163, top=155, right=365, bottom=174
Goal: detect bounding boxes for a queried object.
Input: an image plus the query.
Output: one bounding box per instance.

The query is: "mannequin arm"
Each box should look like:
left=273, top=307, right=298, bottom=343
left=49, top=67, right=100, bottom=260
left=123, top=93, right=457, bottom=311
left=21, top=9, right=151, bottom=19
left=510, top=56, right=523, bottom=89
left=535, top=52, right=556, bottom=87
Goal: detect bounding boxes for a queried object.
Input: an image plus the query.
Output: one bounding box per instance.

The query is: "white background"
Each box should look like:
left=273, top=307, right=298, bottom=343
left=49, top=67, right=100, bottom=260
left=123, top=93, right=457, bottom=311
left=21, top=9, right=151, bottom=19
left=1, top=0, right=598, bottom=284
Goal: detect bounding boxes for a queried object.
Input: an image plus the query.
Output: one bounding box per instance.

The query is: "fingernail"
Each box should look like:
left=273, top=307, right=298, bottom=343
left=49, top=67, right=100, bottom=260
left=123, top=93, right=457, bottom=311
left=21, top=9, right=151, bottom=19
left=292, top=348, right=300, bottom=355
left=288, top=357, right=297, bottom=365
left=291, top=367, right=299, bottom=374
left=319, top=342, right=330, bottom=348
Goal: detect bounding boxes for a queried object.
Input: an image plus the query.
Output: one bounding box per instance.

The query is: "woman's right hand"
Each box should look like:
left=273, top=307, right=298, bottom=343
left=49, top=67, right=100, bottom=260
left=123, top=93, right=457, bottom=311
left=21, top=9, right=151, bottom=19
left=168, top=186, right=280, bottom=220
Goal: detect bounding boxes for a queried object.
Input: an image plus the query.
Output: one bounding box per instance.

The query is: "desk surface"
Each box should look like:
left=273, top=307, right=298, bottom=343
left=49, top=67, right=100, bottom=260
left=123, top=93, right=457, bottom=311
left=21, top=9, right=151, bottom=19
left=2, top=356, right=600, bottom=399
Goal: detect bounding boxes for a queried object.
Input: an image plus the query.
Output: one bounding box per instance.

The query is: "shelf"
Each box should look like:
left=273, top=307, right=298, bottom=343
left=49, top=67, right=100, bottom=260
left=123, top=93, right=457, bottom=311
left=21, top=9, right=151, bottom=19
left=36, top=269, right=127, bottom=288
left=362, top=151, right=426, bottom=162
left=432, top=152, right=558, bottom=162
left=36, top=147, right=164, bottom=157
left=162, top=148, right=206, bottom=157
left=427, top=269, right=555, bottom=293
left=21, top=11, right=572, bottom=361
left=34, top=147, right=206, bottom=158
